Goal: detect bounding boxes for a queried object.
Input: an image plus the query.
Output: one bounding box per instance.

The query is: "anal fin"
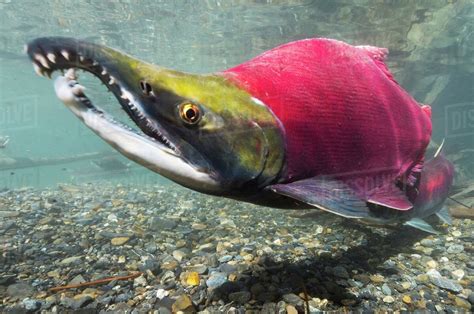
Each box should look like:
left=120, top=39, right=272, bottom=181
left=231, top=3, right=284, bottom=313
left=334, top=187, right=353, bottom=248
left=404, top=218, right=439, bottom=234
left=436, top=207, right=453, bottom=225
left=368, top=184, right=413, bottom=211
left=268, top=177, right=370, bottom=219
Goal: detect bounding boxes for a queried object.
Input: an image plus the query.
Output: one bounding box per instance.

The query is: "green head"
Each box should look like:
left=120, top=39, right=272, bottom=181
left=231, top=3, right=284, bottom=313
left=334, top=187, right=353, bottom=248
left=27, top=37, right=285, bottom=195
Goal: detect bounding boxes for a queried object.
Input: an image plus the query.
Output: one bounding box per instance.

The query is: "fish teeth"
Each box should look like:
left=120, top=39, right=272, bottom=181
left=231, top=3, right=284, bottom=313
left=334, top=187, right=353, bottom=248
left=61, top=50, right=70, bottom=60
left=79, top=55, right=85, bottom=62
left=101, top=68, right=107, bottom=75
left=64, top=68, right=77, bottom=80
left=46, top=53, right=56, bottom=63
left=108, top=77, right=115, bottom=85
left=71, top=84, right=86, bottom=96
left=33, top=63, right=44, bottom=77
left=34, top=54, right=50, bottom=69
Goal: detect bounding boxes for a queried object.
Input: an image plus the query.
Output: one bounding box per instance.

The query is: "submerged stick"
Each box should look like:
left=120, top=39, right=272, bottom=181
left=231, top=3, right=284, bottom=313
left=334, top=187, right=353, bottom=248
left=49, top=272, right=142, bottom=292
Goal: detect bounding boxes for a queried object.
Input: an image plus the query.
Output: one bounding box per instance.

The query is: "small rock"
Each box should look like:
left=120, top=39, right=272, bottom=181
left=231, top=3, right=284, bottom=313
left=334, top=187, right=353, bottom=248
left=172, top=250, right=187, bottom=262
left=22, top=298, right=41, bottom=311
left=446, top=244, right=464, bottom=254
left=416, top=274, right=429, bottom=283
left=468, top=292, right=474, bottom=305
left=68, top=274, right=86, bottom=285
left=134, top=275, right=147, bottom=287
left=6, top=282, right=34, bottom=299
left=191, top=223, right=207, bottom=230
left=172, top=294, right=194, bottom=312
left=59, top=256, right=82, bottom=265
left=454, top=297, right=471, bottom=310
left=185, top=272, right=200, bottom=286
left=283, top=293, right=304, bottom=307
left=286, top=304, right=298, bottom=314
left=206, top=272, right=227, bottom=289
left=402, top=295, right=412, bottom=304
left=111, top=237, right=130, bottom=246
left=156, top=288, right=169, bottom=300
left=383, top=296, right=394, bottom=303
left=228, top=291, right=251, bottom=304
left=429, top=275, right=463, bottom=293
left=370, top=274, right=385, bottom=284
left=426, top=260, right=437, bottom=269
left=451, top=269, right=465, bottom=280
left=452, top=230, right=462, bottom=237
left=333, top=266, right=349, bottom=279
left=185, top=264, right=207, bottom=274
left=148, top=217, right=177, bottom=231
left=381, top=283, right=391, bottom=296
left=420, top=239, right=434, bottom=247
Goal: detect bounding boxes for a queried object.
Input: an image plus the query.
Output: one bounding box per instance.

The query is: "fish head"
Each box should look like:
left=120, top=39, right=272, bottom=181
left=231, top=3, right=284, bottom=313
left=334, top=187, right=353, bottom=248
left=26, top=37, right=285, bottom=195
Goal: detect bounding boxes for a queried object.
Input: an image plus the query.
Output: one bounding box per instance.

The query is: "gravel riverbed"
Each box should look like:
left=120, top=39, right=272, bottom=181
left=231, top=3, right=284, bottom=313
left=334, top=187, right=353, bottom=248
left=0, top=183, right=473, bottom=313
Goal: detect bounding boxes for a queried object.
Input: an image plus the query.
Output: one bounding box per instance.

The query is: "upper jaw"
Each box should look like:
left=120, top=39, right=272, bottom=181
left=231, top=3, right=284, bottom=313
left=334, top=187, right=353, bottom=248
left=27, top=37, right=180, bottom=153
left=27, top=37, right=224, bottom=193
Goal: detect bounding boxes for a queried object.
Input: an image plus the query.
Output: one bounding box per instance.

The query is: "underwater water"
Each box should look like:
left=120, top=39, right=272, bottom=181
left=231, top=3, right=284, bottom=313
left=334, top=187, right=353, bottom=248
left=0, top=0, right=473, bottom=312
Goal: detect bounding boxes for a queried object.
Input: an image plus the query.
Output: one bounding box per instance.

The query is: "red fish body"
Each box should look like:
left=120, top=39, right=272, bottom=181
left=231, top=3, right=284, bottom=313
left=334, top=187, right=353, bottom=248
left=222, top=39, right=432, bottom=210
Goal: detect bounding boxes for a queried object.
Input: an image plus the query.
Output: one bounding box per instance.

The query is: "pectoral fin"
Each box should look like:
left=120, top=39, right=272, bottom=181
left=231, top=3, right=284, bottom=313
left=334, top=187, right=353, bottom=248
left=268, top=177, right=370, bottom=218
left=367, top=184, right=413, bottom=211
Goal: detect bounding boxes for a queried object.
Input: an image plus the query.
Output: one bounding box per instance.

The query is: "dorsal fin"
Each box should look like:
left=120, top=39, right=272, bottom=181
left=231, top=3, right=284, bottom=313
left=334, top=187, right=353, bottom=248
left=356, top=45, right=397, bottom=84
left=421, top=104, right=432, bottom=119
left=356, top=45, right=388, bottom=62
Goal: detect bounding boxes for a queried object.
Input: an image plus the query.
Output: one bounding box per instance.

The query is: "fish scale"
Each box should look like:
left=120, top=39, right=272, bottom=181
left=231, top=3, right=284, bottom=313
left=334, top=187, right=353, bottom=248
left=223, top=38, right=432, bottom=196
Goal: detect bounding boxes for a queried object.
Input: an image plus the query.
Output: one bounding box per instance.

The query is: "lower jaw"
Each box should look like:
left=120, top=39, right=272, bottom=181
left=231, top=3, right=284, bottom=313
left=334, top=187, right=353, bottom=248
left=53, top=71, right=223, bottom=193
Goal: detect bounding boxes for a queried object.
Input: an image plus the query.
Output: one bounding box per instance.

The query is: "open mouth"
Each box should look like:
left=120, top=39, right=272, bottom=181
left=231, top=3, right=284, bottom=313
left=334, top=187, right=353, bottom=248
left=26, top=38, right=177, bottom=154
left=25, top=37, right=222, bottom=192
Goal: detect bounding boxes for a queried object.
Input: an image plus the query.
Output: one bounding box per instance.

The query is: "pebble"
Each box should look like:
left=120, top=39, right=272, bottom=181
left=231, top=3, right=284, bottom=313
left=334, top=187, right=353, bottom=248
left=206, top=272, right=227, bottom=289
left=468, top=293, right=474, bottom=305
left=381, top=283, right=391, bottom=296
left=451, top=230, right=462, bottom=237
left=283, top=293, right=304, bottom=307
left=370, top=274, right=385, bottom=284
left=59, top=256, right=82, bottom=265
left=156, top=289, right=169, bottom=300
left=229, top=291, right=251, bottom=304
left=1, top=180, right=473, bottom=312
left=286, top=304, right=298, bottom=314
left=402, top=295, right=412, bottom=304
left=172, top=295, right=194, bottom=312
left=68, top=274, right=85, bottom=285
left=6, top=282, right=34, bottom=298
left=333, top=266, right=349, bottom=279
left=426, top=260, right=437, bottom=269
left=111, top=237, right=130, bottom=246
left=22, top=298, right=41, bottom=311
left=447, top=244, right=464, bottom=254
left=451, top=269, right=464, bottom=280
left=185, top=272, right=200, bottom=286
left=148, top=217, right=177, bottom=231
left=172, top=249, right=187, bottom=262
left=454, top=297, right=471, bottom=310
left=429, top=275, right=463, bottom=293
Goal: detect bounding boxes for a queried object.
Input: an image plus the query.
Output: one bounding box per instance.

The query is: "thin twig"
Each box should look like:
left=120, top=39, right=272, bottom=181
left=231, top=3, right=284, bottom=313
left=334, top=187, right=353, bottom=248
left=49, top=272, right=142, bottom=292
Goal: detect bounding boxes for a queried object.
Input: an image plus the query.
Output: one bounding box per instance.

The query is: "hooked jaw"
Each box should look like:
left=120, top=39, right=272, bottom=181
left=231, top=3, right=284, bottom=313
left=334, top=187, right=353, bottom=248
left=27, top=37, right=223, bottom=193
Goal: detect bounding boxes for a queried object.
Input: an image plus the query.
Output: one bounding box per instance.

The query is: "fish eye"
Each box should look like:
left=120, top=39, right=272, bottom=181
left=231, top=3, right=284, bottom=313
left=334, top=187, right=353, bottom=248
left=179, top=103, right=201, bottom=125
left=139, top=80, right=152, bottom=95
